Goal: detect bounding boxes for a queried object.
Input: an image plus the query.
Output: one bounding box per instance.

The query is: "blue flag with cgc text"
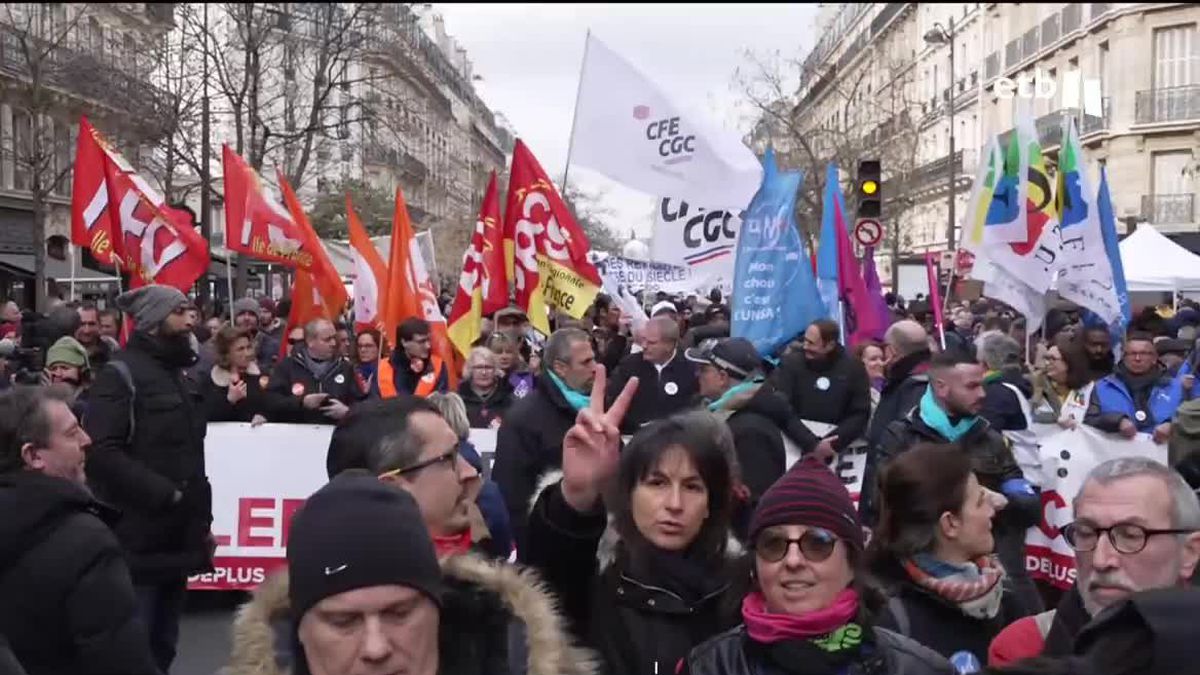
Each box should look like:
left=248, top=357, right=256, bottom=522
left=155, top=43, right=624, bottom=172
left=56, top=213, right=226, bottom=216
left=731, top=149, right=824, bottom=358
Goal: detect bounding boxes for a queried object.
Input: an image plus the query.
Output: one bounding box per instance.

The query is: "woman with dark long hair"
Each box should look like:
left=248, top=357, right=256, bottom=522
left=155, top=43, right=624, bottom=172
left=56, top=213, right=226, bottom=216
left=868, top=443, right=1027, bottom=665
left=1030, top=335, right=1094, bottom=428
left=522, top=371, right=745, bottom=675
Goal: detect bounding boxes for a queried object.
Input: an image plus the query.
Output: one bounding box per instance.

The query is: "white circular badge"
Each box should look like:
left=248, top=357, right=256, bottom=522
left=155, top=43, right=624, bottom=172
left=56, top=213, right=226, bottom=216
left=816, top=377, right=831, bottom=391
left=334, top=373, right=346, bottom=384
left=664, top=382, right=679, bottom=396
left=1134, top=410, right=1147, bottom=422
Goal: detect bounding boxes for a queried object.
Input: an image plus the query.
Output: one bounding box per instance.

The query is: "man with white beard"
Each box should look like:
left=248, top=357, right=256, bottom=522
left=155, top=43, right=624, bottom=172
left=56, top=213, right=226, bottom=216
left=988, top=457, right=1200, bottom=665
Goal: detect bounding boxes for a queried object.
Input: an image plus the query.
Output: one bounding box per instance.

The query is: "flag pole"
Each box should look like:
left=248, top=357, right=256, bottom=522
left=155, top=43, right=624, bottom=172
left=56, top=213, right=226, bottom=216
left=225, top=250, right=235, bottom=309
left=68, top=243, right=76, bottom=300
left=560, top=28, right=592, bottom=193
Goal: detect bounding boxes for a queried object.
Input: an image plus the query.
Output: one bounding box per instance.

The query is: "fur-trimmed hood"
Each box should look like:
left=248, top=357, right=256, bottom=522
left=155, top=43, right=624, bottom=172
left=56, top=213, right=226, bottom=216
left=210, top=361, right=262, bottom=387
left=225, top=552, right=598, bottom=675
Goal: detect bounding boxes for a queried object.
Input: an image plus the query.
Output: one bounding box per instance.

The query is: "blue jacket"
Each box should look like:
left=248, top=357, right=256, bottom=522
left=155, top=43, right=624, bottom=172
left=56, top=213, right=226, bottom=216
left=1086, top=366, right=1179, bottom=433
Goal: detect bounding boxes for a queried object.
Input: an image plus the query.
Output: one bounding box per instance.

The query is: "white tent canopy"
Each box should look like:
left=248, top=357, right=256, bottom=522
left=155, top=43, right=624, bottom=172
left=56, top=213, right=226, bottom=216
left=1117, top=224, right=1200, bottom=292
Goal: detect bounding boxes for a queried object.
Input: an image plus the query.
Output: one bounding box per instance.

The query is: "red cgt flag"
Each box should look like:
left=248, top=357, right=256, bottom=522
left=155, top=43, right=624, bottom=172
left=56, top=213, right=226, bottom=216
left=447, top=171, right=506, bottom=357
left=222, top=145, right=323, bottom=273
left=502, top=139, right=600, bottom=335
left=70, top=116, right=209, bottom=291
left=275, top=171, right=348, bottom=317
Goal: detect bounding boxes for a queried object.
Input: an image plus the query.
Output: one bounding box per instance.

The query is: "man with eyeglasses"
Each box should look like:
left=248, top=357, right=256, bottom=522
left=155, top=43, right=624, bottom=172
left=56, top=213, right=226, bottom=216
left=375, top=318, right=450, bottom=399
left=1085, top=332, right=1179, bottom=444
left=988, top=456, right=1200, bottom=665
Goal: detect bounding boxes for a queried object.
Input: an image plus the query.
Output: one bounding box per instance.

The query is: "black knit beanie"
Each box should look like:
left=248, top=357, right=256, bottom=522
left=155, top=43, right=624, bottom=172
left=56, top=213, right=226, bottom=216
left=749, top=456, right=864, bottom=552
left=287, top=474, right=443, bottom=623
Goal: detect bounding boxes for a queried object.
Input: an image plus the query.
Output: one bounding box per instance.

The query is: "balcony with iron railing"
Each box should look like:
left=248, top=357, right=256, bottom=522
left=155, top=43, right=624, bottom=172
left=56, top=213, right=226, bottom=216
left=1135, top=85, right=1200, bottom=124
left=995, top=100, right=1111, bottom=150
left=1141, top=194, right=1195, bottom=226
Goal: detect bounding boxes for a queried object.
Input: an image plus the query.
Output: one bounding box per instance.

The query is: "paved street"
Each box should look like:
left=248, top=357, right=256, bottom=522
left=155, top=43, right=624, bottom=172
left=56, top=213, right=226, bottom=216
left=175, top=592, right=244, bottom=675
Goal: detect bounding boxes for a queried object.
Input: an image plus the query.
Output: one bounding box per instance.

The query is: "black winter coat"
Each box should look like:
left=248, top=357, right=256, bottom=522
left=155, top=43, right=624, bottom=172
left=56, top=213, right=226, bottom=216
left=200, top=364, right=270, bottom=423
left=0, top=472, right=159, bottom=675
left=0, top=634, right=26, bottom=675
left=683, top=625, right=952, bottom=675
left=84, top=331, right=212, bottom=582
left=263, top=347, right=364, bottom=425
left=607, top=351, right=700, bottom=434
left=459, top=380, right=515, bottom=429
left=981, top=370, right=1033, bottom=432
left=872, top=556, right=1029, bottom=664
left=522, top=482, right=744, bottom=675
left=770, top=347, right=871, bottom=452
left=493, top=376, right=579, bottom=550
left=865, top=351, right=932, bottom=448
left=869, top=411, right=1043, bottom=617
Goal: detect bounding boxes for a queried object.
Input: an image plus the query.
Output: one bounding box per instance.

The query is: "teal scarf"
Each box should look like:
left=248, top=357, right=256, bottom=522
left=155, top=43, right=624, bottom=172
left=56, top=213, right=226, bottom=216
left=919, top=385, right=976, bottom=442
left=547, top=371, right=590, bottom=412
left=708, top=378, right=764, bottom=412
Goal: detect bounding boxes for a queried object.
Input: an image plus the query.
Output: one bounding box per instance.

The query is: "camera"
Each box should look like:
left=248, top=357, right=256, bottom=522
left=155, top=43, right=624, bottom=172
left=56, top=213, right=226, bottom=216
left=3, top=308, right=80, bottom=385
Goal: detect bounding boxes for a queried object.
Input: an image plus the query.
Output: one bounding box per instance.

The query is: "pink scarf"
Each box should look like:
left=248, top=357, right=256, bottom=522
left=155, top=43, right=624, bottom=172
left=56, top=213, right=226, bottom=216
left=742, top=588, right=859, bottom=644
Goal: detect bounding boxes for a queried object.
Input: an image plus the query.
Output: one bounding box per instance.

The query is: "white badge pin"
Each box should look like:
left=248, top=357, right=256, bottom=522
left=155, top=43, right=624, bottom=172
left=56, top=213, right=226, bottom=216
left=816, top=377, right=831, bottom=391
left=334, top=373, right=346, bottom=384
left=1134, top=410, right=1147, bottom=422
left=664, top=382, right=679, bottom=396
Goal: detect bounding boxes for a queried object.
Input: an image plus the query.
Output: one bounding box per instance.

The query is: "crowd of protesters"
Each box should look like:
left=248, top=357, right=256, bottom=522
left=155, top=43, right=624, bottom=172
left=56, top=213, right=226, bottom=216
left=1, top=283, right=1199, bottom=675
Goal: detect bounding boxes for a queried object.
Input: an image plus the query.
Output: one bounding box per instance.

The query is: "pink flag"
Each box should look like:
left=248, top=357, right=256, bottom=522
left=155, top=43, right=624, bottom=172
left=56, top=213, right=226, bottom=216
left=860, top=246, right=890, bottom=341
left=925, top=253, right=946, bottom=349
left=833, top=202, right=884, bottom=345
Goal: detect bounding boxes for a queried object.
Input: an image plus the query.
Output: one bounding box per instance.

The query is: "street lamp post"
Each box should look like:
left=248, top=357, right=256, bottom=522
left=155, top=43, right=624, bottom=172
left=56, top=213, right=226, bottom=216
left=925, top=17, right=956, bottom=252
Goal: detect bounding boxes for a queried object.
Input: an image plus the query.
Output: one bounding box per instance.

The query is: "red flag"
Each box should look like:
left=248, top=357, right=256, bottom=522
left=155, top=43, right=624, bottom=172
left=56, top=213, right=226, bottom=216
left=222, top=145, right=321, bottom=272
left=447, top=172, right=505, bottom=357
left=503, top=140, right=601, bottom=335
left=346, top=195, right=389, bottom=334
left=70, top=116, right=122, bottom=266
left=275, top=171, right=348, bottom=317
left=70, top=116, right=208, bottom=291
left=381, top=187, right=457, bottom=387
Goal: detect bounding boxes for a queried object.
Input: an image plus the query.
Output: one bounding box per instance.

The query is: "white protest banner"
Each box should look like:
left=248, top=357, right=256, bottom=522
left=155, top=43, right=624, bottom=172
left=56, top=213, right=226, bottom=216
left=1023, top=425, right=1165, bottom=590
left=595, top=254, right=715, bottom=295
left=569, top=33, right=762, bottom=211
left=785, top=420, right=868, bottom=510
left=190, top=423, right=502, bottom=591
left=652, top=198, right=742, bottom=296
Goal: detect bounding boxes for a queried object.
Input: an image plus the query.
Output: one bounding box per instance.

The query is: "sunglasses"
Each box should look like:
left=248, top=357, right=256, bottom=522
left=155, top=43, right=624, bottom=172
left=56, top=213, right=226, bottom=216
left=377, top=449, right=458, bottom=479
left=754, top=528, right=839, bottom=563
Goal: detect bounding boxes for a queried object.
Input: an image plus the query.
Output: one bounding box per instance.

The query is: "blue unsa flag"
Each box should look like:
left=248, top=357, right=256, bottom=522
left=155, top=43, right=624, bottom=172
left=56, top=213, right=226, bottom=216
left=731, top=149, right=825, bottom=358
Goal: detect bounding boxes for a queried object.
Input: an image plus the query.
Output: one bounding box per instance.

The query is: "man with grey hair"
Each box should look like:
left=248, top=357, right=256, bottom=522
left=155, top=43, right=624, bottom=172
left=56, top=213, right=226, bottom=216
left=264, top=317, right=363, bottom=424
left=977, top=332, right=1035, bottom=439
left=494, top=327, right=598, bottom=549
left=988, top=456, right=1200, bottom=664
left=866, top=320, right=934, bottom=447
left=607, top=315, right=698, bottom=434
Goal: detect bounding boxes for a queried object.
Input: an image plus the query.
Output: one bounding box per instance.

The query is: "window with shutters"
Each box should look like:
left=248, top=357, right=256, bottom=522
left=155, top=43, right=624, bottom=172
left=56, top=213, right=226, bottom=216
left=1153, top=24, right=1199, bottom=89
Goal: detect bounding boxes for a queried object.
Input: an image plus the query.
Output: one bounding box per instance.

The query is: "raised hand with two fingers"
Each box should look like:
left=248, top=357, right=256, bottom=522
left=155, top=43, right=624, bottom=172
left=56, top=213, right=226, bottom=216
left=560, top=366, right=639, bottom=513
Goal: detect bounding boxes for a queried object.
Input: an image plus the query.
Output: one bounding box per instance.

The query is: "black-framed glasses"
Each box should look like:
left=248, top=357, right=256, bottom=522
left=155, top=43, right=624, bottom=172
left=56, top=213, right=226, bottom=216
left=754, top=528, right=839, bottom=563
left=378, top=450, right=457, bottom=479
left=1062, top=522, right=1196, bottom=554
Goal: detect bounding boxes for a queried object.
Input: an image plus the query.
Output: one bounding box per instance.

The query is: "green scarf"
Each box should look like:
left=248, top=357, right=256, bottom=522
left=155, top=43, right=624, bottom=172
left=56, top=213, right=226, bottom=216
left=707, top=377, right=764, bottom=412
left=919, top=385, right=976, bottom=442
left=546, top=370, right=590, bottom=412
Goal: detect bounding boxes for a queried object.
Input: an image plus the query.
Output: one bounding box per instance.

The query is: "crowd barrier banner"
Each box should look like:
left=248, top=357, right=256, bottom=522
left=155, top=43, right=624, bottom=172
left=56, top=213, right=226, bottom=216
left=1022, top=424, right=1164, bottom=590
left=188, top=423, right=499, bottom=591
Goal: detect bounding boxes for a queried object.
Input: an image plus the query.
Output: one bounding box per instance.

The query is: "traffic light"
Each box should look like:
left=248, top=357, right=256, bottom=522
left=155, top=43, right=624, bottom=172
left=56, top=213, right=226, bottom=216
left=856, top=159, right=881, bottom=219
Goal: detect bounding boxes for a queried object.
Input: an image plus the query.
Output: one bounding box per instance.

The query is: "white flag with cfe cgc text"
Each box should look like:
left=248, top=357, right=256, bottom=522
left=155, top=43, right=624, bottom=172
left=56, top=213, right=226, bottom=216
left=568, top=33, right=763, bottom=211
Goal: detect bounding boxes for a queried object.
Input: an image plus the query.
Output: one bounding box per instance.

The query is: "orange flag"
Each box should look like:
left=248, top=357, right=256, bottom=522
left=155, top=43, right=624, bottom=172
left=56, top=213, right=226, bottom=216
left=346, top=194, right=389, bottom=334
left=276, top=170, right=348, bottom=317
left=447, top=172, right=505, bottom=357
left=381, top=186, right=457, bottom=387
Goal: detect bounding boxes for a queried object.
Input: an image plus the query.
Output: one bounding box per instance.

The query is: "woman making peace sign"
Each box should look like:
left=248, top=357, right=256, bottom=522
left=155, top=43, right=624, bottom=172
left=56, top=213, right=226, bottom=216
left=520, top=368, right=748, bottom=675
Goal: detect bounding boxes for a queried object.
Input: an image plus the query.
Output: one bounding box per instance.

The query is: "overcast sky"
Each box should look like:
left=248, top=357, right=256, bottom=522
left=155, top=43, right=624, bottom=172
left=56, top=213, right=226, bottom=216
left=432, top=3, right=820, bottom=242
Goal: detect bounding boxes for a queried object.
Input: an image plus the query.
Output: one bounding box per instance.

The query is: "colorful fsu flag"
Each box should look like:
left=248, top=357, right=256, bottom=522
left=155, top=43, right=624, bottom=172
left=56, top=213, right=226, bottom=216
left=70, top=116, right=209, bottom=291
left=1055, top=117, right=1122, bottom=326
left=983, top=120, right=1031, bottom=245
left=71, top=116, right=122, bottom=266
left=346, top=194, right=389, bottom=334
left=447, top=172, right=506, bottom=357
left=503, top=140, right=601, bottom=336
left=222, top=145, right=321, bottom=272
left=382, top=186, right=458, bottom=386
